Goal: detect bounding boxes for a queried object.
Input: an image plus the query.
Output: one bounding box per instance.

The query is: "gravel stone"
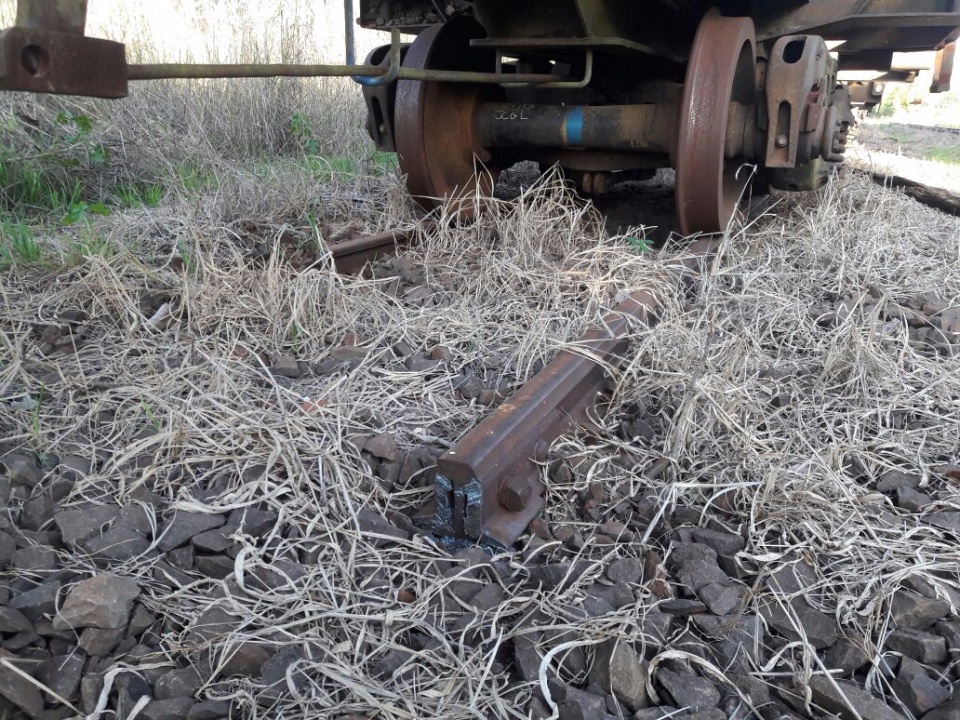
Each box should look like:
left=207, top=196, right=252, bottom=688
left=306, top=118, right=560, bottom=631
left=118, top=504, right=155, bottom=535
left=194, top=554, right=234, bottom=579
left=364, top=433, right=400, bottom=461
left=530, top=561, right=591, bottom=592
left=167, top=545, right=194, bottom=571
left=154, top=666, right=204, bottom=699
left=766, top=558, right=819, bottom=595
left=886, top=628, right=948, bottom=664
left=698, top=582, right=742, bottom=615
left=84, top=525, right=150, bottom=560
left=895, top=486, right=932, bottom=512
left=0, top=651, right=44, bottom=717
left=633, top=710, right=683, bottom=720
left=693, top=614, right=765, bottom=672
left=221, top=643, right=271, bottom=678
left=0, top=530, right=15, bottom=565
left=513, top=632, right=544, bottom=682
left=3, top=630, right=39, bottom=650
left=375, top=649, right=414, bottom=680
left=556, top=685, right=607, bottom=720
left=808, top=676, right=907, bottom=720
left=19, top=495, right=58, bottom=531
left=923, top=696, right=960, bottom=720
left=892, top=656, right=951, bottom=715
left=227, top=508, right=278, bottom=537
left=186, top=606, right=240, bottom=644
left=691, top=528, right=745, bottom=557
left=877, top=470, right=922, bottom=493
left=661, top=599, right=708, bottom=615
left=936, top=620, right=960, bottom=659
left=677, top=560, right=729, bottom=593
left=582, top=595, right=615, bottom=617
left=0, top=607, right=33, bottom=634
left=57, top=454, right=92, bottom=481
left=9, top=580, right=61, bottom=620
left=588, top=640, right=648, bottom=711
left=927, top=512, right=960, bottom=534
left=890, top=589, right=951, bottom=629
left=642, top=612, right=674, bottom=643
left=606, top=557, right=645, bottom=585
left=188, top=700, right=232, bottom=720
left=825, top=638, right=869, bottom=675
left=78, top=626, right=125, bottom=655
left=470, top=583, right=505, bottom=612
left=157, top=512, right=226, bottom=552
left=34, top=654, right=85, bottom=702
left=190, top=527, right=236, bottom=553
left=356, top=509, right=410, bottom=546
left=657, top=667, right=721, bottom=711
left=53, top=574, right=140, bottom=630
left=270, top=355, right=301, bottom=378
left=140, top=698, right=197, bottom=720
left=760, top=600, right=837, bottom=649
left=152, top=560, right=193, bottom=589
left=1, top=452, right=44, bottom=487
left=55, top=505, right=120, bottom=547
left=114, top=673, right=152, bottom=711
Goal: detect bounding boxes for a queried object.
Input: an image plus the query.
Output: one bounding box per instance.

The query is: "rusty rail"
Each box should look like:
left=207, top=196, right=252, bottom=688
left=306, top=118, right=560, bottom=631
left=328, top=229, right=414, bottom=274
left=414, top=238, right=720, bottom=549
left=326, top=224, right=719, bottom=548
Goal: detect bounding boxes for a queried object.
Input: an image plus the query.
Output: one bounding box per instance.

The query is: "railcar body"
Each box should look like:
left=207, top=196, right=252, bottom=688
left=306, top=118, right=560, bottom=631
left=1, top=0, right=958, bottom=234
left=357, top=0, right=960, bottom=232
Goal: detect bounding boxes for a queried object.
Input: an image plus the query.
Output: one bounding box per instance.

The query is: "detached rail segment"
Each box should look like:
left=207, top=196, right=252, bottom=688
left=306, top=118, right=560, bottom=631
left=328, top=229, right=414, bottom=274
left=414, top=291, right=662, bottom=548
left=335, top=231, right=719, bottom=548
left=870, top=173, right=960, bottom=218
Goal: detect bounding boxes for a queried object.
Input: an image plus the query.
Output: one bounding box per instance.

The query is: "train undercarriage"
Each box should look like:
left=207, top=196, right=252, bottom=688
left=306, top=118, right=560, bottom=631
left=1, top=1, right=957, bottom=235
left=357, top=0, right=960, bottom=233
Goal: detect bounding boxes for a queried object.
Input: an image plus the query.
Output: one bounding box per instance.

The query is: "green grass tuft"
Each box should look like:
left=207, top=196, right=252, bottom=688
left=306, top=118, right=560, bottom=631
left=0, top=216, right=43, bottom=269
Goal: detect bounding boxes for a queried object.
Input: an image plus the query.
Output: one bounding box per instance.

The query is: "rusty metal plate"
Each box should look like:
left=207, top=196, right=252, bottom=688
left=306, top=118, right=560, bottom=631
left=0, top=26, right=126, bottom=97
left=932, top=41, right=956, bottom=92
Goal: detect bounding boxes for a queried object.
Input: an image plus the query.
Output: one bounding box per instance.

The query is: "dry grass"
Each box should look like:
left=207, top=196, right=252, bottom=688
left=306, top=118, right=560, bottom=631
left=2, top=5, right=960, bottom=714
left=3, top=156, right=960, bottom=716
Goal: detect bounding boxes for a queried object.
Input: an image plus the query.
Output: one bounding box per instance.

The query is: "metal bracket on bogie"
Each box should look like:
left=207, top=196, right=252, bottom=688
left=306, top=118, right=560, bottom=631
left=0, top=0, right=127, bottom=97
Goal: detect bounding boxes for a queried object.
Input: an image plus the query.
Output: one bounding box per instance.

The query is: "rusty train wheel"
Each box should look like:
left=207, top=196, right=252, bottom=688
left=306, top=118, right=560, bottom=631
left=395, top=17, right=501, bottom=220
left=675, top=11, right=757, bottom=235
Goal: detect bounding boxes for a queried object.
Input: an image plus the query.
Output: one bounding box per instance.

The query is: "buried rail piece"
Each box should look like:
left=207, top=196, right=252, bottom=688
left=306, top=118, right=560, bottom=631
left=415, top=238, right=720, bottom=549
left=327, top=229, right=414, bottom=274
left=416, top=290, right=663, bottom=549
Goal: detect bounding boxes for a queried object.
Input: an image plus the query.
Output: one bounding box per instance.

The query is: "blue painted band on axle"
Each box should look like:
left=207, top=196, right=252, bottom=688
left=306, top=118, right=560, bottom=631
left=564, top=108, right=584, bottom=147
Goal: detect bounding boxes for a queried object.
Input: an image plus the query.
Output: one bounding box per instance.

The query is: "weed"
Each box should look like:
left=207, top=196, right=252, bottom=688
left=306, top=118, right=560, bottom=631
left=68, top=226, right=114, bottom=262
left=176, top=240, right=197, bottom=275
left=291, top=113, right=321, bottom=156
left=62, top=200, right=110, bottom=226
left=115, top=182, right=166, bottom=208
left=924, top=146, right=960, bottom=165
left=176, top=162, right=215, bottom=192
left=0, top=217, right=43, bottom=269
left=626, top=235, right=653, bottom=253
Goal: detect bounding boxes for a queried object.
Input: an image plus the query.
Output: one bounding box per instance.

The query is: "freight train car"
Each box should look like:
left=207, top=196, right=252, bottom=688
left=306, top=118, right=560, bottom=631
left=2, top=0, right=958, bottom=234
